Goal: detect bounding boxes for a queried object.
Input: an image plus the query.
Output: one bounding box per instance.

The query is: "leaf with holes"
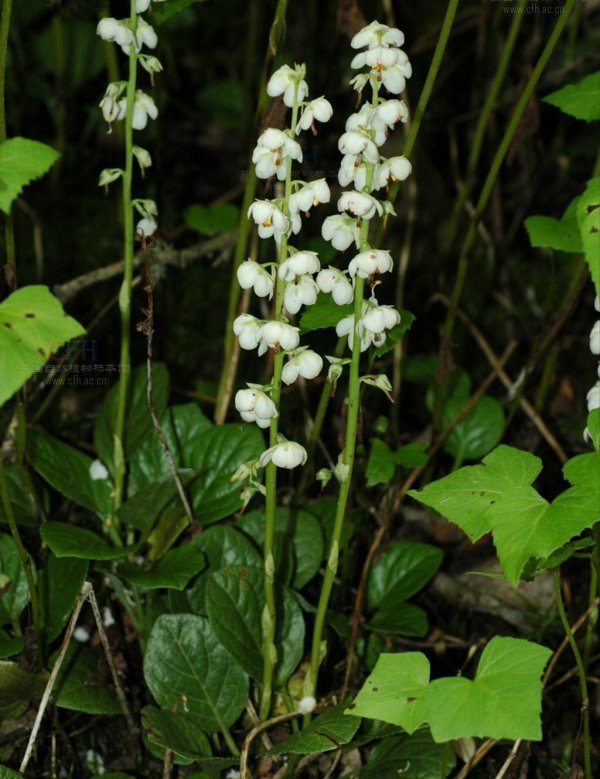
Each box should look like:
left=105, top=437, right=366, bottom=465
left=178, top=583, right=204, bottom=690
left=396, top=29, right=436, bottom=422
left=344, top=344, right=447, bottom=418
left=0, top=286, right=84, bottom=407
left=144, top=614, right=248, bottom=734
left=0, top=137, right=60, bottom=213
left=543, top=71, right=600, bottom=122
left=524, top=197, right=582, bottom=253
left=577, top=177, right=600, bottom=297
left=268, top=703, right=361, bottom=755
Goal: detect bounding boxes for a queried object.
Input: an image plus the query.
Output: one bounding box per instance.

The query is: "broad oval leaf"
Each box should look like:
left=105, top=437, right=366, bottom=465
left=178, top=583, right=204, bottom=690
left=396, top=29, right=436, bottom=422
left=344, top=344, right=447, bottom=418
left=362, top=729, right=455, bottom=779
left=118, top=543, right=205, bottom=590
left=0, top=286, right=84, bottom=407
left=40, top=522, right=135, bottom=561
left=443, top=395, right=505, bottom=463
left=268, top=703, right=360, bottom=755
left=142, top=706, right=211, bottom=760
left=52, top=645, right=120, bottom=715
left=144, top=614, right=248, bottom=734
left=367, top=541, right=443, bottom=611
left=0, top=137, right=60, bottom=213
left=39, top=554, right=88, bottom=642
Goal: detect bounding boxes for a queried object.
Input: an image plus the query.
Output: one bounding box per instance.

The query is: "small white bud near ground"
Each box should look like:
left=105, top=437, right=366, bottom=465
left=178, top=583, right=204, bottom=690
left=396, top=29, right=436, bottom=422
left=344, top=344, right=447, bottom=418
left=298, top=695, right=317, bottom=714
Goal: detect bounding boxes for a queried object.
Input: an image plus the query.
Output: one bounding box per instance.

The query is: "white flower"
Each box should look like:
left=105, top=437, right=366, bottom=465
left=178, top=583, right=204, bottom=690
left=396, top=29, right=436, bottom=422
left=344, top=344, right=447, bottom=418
left=89, top=460, right=109, bottom=481
left=248, top=200, right=289, bottom=242
left=102, top=607, right=115, bottom=627
left=362, top=304, right=400, bottom=334
left=289, top=211, right=302, bottom=237
left=590, top=321, right=600, bottom=355
left=595, top=296, right=600, bottom=312
left=336, top=311, right=372, bottom=352
left=370, top=99, right=408, bottom=130
left=282, top=350, right=323, bottom=385
left=336, top=300, right=399, bottom=351
left=258, top=321, right=300, bottom=354
left=316, top=267, right=354, bottom=305
left=289, top=180, right=331, bottom=214
left=352, top=46, right=412, bottom=94
left=267, top=65, right=308, bottom=107
left=97, top=18, right=135, bottom=53
left=338, top=154, right=367, bottom=190
left=136, top=218, right=157, bottom=238
left=296, top=96, right=333, bottom=134
left=322, top=214, right=361, bottom=251
left=260, top=441, right=307, bottom=469
left=338, top=131, right=379, bottom=164
left=136, top=0, right=152, bottom=11
left=136, top=17, right=158, bottom=50
left=374, top=156, right=412, bottom=190
left=235, top=387, right=278, bottom=429
left=283, top=275, right=319, bottom=314
left=99, top=82, right=126, bottom=128
left=297, top=696, right=317, bottom=714
left=233, top=314, right=263, bottom=351
left=587, top=382, right=600, bottom=412
left=351, top=21, right=405, bottom=50
left=237, top=261, right=274, bottom=298
left=380, top=51, right=412, bottom=94
left=349, top=249, right=393, bottom=278
left=338, top=190, right=383, bottom=220
left=118, top=91, right=158, bottom=131
left=252, top=128, right=303, bottom=181
left=279, top=251, right=320, bottom=280
left=345, top=104, right=372, bottom=134
left=74, top=627, right=91, bottom=643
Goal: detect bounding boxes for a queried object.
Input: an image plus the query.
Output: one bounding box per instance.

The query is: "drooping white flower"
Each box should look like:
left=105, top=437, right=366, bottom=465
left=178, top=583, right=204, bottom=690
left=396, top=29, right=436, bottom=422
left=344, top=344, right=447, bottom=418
left=97, top=18, right=135, bottom=53
left=248, top=200, right=290, bottom=242
left=118, top=91, right=158, bottom=130
left=279, top=251, right=321, bottom=280
left=282, top=349, right=323, bottom=384
left=316, top=267, right=354, bottom=305
left=338, top=190, right=383, bottom=220
left=283, top=275, right=319, bottom=314
left=336, top=311, right=373, bottom=352
left=136, top=217, right=157, bottom=238
left=235, top=387, right=278, bottom=429
left=336, top=300, right=400, bottom=351
left=260, top=441, right=307, bottom=469
left=338, top=154, right=367, bottom=190
left=595, top=296, right=600, bottom=312
left=136, top=0, right=152, bottom=11
left=136, top=17, right=158, bottom=50
left=296, top=96, right=333, bottom=134
left=233, top=314, right=264, bottom=351
left=338, top=131, right=379, bottom=164
left=349, top=249, right=393, bottom=278
left=373, top=156, right=412, bottom=190
left=590, top=321, right=600, bottom=355
left=361, top=303, right=400, bottom=334
left=99, top=82, right=126, bottom=129
left=587, top=382, right=600, bottom=412
left=89, top=460, right=109, bottom=481
left=351, top=45, right=412, bottom=94
left=321, top=214, right=361, bottom=251
left=237, top=260, right=274, bottom=298
left=351, top=20, right=405, bottom=50
left=370, top=99, right=408, bottom=130
left=380, top=51, right=412, bottom=94
left=267, top=65, right=309, bottom=107
left=289, top=180, right=331, bottom=214
left=252, top=128, right=303, bottom=181
left=257, top=321, right=300, bottom=354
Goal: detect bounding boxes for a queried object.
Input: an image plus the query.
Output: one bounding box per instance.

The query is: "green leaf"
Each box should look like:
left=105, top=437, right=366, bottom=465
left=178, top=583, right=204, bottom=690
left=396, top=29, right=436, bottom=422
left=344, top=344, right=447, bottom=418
left=366, top=602, right=429, bottom=637
left=366, top=439, right=396, bottom=487
left=152, top=0, right=208, bottom=25
left=300, top=293, right=353, bottom=333
left=28, top=428, right=112, bottom=515
left=142, top=706, right=211, bottom=760
left=368, top=541, right=443, bottom=611
left=0, top=138, right=60, bottom=213
left=184, top=203, right=239, bottom=237
left=0, top=533, right=34, bottom=623
left=362, top=729, right=455, bottom=779
left=118, top=543, right=205, bottom=590
left=40, top=523, right=135, bottom=561
left=39, top=555, right=88, bottom=642
left=588, top=408, right=600, bottom=450
left=205, top=566, right=304, bottom=685
left=0, top=765, right=24, bottom=779
left=576, top=177, right=600, bottom=297
left=442, top=395, right=505, bottom=463
left=394, top=442, right=429, bottom=468
left=0, top=286, right=85, bottom=407
left=144, top=614, right=248, bottom=734
left=53, top=644, right=120, bottom=715
left=237, top=507, right=324, bottom=589
left=543, top=71, right=600, bottom=121
left=268, top=703, right=361, bottom=755
left=0, top=462, right=38, bottom=526
left=424, top=637, right=551, bottom=741
left=94, top=363, right=170, bottom=474
left=117, top=469, right=197, bottom=537
left=0, top=661, right=48, bottom=718
left=409, top=445, right=600, bottom=584
left=524, top=207, right=582, bottom=253
left=347, top=653, right=430, bottom=734
left=0, top=630, right=22, bottom=658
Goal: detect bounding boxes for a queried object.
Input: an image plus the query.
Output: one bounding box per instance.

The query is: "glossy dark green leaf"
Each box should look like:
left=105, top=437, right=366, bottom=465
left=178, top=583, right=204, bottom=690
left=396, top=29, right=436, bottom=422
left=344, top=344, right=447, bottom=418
left=268, top=703, right=360, bottom=755
left=0, top=533, right=33, bottom=623
left=362, top=729, right=455, bottom=778
left=117, top=469, right=196, bottom=536
left=39, top=554, right=88, bottom=641
left=372, top=311, right=416, bottom=357
left=144, top=614, right=248, bottom=734
left=0, top=661, right=48, bottom=718
left=299, top=293, right=353, bottom=333
left=368, top=541, right=443, bottom=611
left=366, top=603, right=428, bottom=637
left=442, top=395, right=505, bottom=463
left=205, top=566, right=304, bottom=685
left=142, top=706, right=211, bottom=760
left=40, top=522, right=135, bottom=560
left=28, top=428, right=112, bottom=515
left=152, top=0, right=208, bottom=25
left=0, top=630, right=22, bottom=658
left=0, top=462, right=38, bottom=526
left=52, top=644, right=120, bottom=714
left=118, top=543, right=205, bottom=590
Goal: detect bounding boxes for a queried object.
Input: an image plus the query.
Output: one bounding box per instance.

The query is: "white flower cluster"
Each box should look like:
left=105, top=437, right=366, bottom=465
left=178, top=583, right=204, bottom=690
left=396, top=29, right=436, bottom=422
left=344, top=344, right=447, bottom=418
left=234, top=64, right=334, bottom=470
left=96, top=3, right=163, bottom=240
left=317, top=20, right=412, bottom=353
left=586, top=296, right=600, bottom=430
